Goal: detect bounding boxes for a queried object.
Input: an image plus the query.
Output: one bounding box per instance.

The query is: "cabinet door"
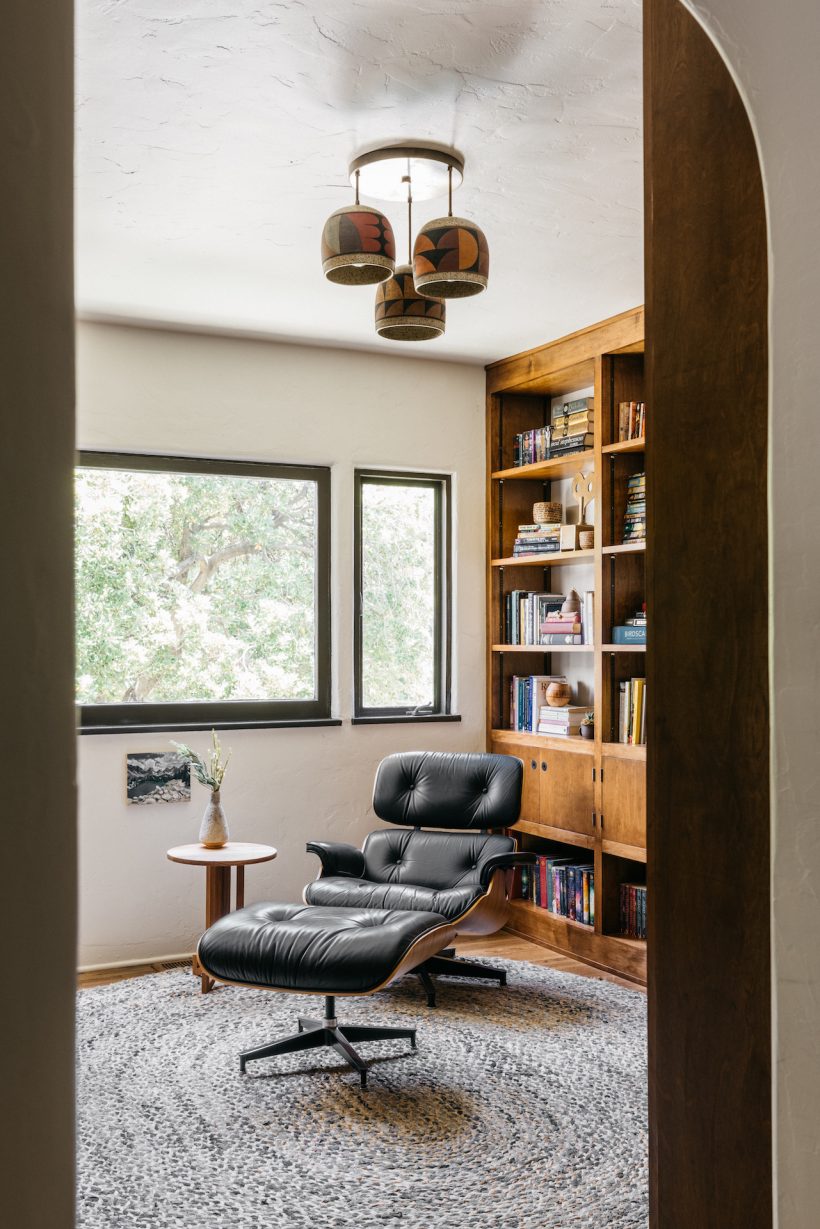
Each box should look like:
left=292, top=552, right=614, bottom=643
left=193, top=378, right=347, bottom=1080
left=491, top=743, right=540, bottom=823
left=539, top=749, right=595, bottom=836
left=600, top=756, right=646, bottom=849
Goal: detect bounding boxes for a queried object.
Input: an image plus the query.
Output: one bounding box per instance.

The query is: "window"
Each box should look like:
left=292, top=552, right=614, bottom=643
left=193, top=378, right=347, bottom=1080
left=354, top=470, right=453, bottom=721
left=75, top=452, right=332, bottom=732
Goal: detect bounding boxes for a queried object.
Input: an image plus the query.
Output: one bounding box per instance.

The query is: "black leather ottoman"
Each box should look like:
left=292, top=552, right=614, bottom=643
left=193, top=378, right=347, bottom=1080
left=198, top=903, right=457, bottom=1086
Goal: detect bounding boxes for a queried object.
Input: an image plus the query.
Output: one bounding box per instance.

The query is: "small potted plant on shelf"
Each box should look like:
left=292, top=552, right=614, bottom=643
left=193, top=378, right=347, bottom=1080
left=172, top=729, right=232, bottom=848
left=580, top=712, right=595, bottom=740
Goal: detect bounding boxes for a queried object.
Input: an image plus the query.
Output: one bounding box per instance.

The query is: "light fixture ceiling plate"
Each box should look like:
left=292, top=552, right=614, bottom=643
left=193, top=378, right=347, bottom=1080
left=350, top=144, right=464, bottom=202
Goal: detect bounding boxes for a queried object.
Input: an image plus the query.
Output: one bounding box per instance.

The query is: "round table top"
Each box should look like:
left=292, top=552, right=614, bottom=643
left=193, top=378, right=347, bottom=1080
left=166, top=842, right=278, bottom=867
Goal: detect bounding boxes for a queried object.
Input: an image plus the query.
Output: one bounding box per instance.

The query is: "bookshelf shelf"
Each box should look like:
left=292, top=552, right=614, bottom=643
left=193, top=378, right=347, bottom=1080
left=490, top=728, right=594, bottom=755
left=602, top=437, right=645, bottom=455
left=491, top=644, right=593, bottom=654
left=491, top=549, right=595, bottom=567
left=602, top=542, right=645, bottom=555
left=513, top=818, right=596, bottom=850
left=492, top=454, right=595, bottom=481
left=486, top=307, right=647, bottom=986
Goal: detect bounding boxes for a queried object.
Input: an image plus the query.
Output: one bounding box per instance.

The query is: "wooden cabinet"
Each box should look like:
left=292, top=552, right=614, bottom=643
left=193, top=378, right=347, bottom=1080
left=504, top=743, right=541, bottom=822
left=600, top=755, right=646, bottom=850
left=540, top=749, right=595, bottom=837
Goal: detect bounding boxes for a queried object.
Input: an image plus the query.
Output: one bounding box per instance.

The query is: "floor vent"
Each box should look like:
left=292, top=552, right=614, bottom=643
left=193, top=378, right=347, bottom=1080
left=160, top=958, right=193, bottom=971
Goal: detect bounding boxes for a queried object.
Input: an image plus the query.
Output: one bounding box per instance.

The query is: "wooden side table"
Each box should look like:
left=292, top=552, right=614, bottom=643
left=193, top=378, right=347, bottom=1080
left=167, top=842, right=277, bottom=993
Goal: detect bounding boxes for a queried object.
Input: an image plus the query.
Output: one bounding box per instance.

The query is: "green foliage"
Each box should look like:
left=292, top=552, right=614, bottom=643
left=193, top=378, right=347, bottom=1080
left=172, top=730, right=231, bottom=792
left=361, top=483, right=436, bottom=709
left=75, top=467, right=317, bottom=704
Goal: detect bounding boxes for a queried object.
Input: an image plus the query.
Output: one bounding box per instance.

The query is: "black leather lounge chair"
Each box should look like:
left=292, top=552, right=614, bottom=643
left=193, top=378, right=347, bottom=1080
left=304, top=750, right=533, bottom=1005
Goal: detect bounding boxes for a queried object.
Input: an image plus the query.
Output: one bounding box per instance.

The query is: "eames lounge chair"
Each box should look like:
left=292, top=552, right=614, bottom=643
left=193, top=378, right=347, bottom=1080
left=304, top=750, right=532, bottom=1005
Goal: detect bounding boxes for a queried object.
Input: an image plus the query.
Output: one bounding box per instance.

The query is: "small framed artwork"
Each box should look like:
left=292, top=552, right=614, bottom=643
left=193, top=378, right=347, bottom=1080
left=126, top=752, right=191, bottom=805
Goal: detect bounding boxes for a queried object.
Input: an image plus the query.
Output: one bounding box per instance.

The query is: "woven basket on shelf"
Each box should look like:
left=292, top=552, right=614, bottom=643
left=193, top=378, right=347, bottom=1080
left=532, top=501, right=562, bottom=525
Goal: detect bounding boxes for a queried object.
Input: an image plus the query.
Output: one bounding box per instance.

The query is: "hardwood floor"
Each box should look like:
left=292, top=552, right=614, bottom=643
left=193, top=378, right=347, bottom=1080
left=78, top=931, right=644, bottom=992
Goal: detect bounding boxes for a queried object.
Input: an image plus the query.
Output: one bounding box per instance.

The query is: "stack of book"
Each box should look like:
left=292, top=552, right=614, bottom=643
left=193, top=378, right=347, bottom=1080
left=623, top=471, right=646, bottom=542
left=517, top=856, right=595, bottom=927
left=620, top=883, right=646, bottom=939
left=504, top=591, right=564, bottom=644
left=617, top=401, right=646, bottom=441
left=512, top=521, right=561, bottom=557
left=611, top=603, right=647, bottom=646
left=550, top=396, right=595, bottom=456
left=512, top=397, right=595, bottom=466
left=509, top=674, right=567, bottom=733
left=504, top=591, right=592, bottom=646
left=537, top=704, right=588, bottom=737
left=618, top=676, right=646, bottom=744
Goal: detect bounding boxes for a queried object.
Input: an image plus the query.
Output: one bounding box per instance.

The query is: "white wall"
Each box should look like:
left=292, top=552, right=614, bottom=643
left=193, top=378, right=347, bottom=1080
left=681, top=4, right=820, bottom=1225
left=76, top=321, right=486, bottom=967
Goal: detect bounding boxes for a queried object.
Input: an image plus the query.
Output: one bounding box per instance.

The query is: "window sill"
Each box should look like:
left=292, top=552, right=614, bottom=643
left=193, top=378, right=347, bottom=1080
left=78, top=718, right=343, bottom=736
left=351, top=714, right=462, bottom=726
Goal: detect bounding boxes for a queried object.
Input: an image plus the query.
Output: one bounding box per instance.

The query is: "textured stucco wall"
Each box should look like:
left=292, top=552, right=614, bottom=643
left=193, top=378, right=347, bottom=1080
left=679, top=3, right=820, bottom=1224
left=75, top=321, right=486, bottom=966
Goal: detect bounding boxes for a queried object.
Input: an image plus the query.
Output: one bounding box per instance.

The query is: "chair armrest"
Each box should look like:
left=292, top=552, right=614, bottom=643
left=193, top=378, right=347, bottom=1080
left=479, top=851, right=537, bottom=890
left=306, top=841, right=366, bottom=879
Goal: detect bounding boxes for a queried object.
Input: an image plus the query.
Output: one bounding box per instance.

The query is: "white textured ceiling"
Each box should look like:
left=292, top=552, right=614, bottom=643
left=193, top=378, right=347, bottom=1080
left=76, top=0, right=643, bottom=364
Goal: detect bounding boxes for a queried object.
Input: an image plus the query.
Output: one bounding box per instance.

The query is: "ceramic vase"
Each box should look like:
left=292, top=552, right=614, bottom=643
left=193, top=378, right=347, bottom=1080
left=199, top=790, right=229, bottom=849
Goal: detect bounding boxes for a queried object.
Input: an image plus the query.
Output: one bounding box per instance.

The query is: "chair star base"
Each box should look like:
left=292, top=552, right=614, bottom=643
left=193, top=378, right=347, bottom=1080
left=239, top=995, right=416, bottom=1087
left=414, top=952, right=507, bottom=1007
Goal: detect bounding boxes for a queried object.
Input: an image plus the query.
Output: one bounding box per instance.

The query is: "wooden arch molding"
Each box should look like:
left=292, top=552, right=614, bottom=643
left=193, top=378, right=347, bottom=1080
left=644, top=0, right=771, bottom=1226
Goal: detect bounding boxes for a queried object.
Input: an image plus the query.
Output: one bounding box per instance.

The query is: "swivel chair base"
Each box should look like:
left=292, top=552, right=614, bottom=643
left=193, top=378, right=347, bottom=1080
left=414, top=947, right=507, bottom=1007
left=239, top=995, right=417, bottom=1088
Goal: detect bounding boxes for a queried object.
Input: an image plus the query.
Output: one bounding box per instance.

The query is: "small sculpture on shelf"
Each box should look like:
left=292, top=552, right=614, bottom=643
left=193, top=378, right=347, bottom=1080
left=545, top=681, right=571, bottom=708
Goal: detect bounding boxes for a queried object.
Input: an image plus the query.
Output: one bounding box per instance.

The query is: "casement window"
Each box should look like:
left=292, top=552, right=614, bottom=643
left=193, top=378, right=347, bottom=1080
left=75, top=452, right=332, bottom=732
left=353, top=469, right=455, bottom=723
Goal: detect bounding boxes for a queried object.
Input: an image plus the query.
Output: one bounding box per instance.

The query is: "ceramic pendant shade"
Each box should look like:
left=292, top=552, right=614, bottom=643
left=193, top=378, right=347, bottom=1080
left=375, top=264, right=446, bottom=341
left=321, top=205, right=396, bottom=285
left=413, top=216, right=489, bottom=298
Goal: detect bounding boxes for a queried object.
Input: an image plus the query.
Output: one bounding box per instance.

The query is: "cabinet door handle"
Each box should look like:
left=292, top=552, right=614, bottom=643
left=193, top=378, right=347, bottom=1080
left=541, top=761, right=547, bottom=772
left=592, top=812, right=597, bottom=829
left=530, top=759, right=537, bottom=770
left=600, top=814, right=605, bottom=831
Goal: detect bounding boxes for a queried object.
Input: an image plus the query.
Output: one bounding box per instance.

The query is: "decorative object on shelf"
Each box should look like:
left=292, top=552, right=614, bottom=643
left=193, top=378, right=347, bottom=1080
left=571, top=471, right=595, bottom=524
left=172, top=730, right=232, bottom=849
left=413, top=166, right=488, bottom=299
left=533, top=500, right=561, bottom=524
left=559, top=524, right=579, bottom=551
left=126, top=751, right=190, bottom=805
left=580, top=712, right=595, bottom=740
left=561, top=589, right=581, bottom=615
left=375, top=176, right=445, bottom=341
left=323, top=144, right=487, bottom=341
left=320, top=182, right=396, bottom=286
left=545, top=681, right=571, bottom=708
left=579, top=528, right=594, bottom=549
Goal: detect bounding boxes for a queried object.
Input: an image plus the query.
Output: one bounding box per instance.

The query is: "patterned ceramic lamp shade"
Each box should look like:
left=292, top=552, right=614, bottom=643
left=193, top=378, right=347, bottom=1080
left=321, top=205, right=396, bottom=285
left=375, top=264, right=446, bottom=341
left=413, top=216, right=489, bottom=298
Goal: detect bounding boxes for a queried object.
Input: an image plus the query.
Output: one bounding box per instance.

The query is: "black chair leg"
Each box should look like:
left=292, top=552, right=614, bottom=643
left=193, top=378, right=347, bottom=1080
left=239, top=995, right=418, bottom=1085
left=422, top=953, right=508, bottom=986
left=415, top=967, right=437, bottom=1008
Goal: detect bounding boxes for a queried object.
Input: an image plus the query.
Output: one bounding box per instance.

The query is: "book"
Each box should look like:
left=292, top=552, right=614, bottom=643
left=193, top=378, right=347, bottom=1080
left=618, top=401, right=647, bottom=442
left=538, top=633, right=583, bottom=646
left=509, top=673, right=568, bottom=733
left=583, top=590, right=594, bottom=645
left=611, top=625, right=647, bottom=645
left=553, top=396, right=593, bottom=421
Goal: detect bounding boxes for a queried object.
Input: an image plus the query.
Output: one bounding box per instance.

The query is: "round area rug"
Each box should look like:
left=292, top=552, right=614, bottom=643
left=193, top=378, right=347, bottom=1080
left=77, top=961, right=647, bottom=1228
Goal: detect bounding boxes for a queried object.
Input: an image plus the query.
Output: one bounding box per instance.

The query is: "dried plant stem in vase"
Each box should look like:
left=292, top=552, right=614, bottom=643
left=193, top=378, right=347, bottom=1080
left=172, top=730, right=232, bottom=849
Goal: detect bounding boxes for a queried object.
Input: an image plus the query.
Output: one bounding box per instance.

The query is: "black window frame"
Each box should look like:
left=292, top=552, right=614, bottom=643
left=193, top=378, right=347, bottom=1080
left=353, top=468, right=454, bottom=722
left=76, top=450, right=334, bottom=734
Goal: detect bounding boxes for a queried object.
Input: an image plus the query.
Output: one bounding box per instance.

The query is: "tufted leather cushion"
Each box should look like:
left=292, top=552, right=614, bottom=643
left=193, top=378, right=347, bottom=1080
left=304, top=877, right=482, bottom=921
left=372, top=751, right=522, bottom=830
left=362, top=828, right=515, bottom=890
left=198, top=903, right=449, bottom=994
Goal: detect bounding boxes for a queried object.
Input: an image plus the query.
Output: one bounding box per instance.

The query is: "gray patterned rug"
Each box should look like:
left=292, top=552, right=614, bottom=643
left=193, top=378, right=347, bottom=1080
left=77, top=961, right=648, bottom=1228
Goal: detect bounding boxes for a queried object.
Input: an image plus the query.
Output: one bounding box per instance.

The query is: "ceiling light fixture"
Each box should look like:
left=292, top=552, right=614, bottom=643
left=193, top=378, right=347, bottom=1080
left=320, top=169, right=396, bottom=286
left=375, top=177, right=445, bottom=342
left=413, top=165, right=489, bottom=299
left=322, top=143, right=486, bottom=341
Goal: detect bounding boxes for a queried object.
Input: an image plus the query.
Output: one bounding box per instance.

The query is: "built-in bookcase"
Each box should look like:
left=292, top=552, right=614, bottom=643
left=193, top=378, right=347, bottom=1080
left=485, top=308, right=647, bottom=985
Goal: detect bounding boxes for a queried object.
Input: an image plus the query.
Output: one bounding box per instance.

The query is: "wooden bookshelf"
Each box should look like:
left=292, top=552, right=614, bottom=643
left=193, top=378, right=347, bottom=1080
left=485, top=307, right=647, bottom=984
